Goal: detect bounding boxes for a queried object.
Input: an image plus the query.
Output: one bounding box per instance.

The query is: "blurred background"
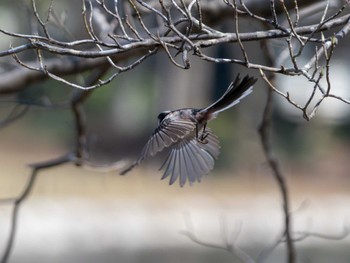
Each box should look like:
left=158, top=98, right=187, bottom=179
left=1, top=0, right=350, bottom=262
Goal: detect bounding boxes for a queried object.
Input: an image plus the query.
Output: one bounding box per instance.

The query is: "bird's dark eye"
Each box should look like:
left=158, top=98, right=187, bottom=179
left=157, top=111, right=170, bottom=124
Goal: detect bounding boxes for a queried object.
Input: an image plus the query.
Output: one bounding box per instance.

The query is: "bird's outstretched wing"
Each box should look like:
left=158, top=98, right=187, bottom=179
left=119, top=118, right=196, bottom=175
left=159, top=128, right=220, bottom=187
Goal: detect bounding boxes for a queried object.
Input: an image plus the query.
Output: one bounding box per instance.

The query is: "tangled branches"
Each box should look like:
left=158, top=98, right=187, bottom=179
left=0, top=0, right=349, bottom=119
left=0, top=1, right=349, bottom=90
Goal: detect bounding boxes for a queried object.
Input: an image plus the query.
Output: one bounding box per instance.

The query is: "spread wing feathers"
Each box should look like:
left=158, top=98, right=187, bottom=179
left=202, top=74, right=257, bottom=116
left=119, top=119, right=196, bottom=175
left=159, top=128, right=220, bottom=187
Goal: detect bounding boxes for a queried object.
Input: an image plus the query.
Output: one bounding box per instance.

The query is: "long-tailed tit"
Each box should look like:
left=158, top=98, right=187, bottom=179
left=120, top=74, right=257, bottom=186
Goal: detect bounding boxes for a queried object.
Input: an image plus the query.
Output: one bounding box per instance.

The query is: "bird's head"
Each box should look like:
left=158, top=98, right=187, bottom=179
left=157, top=110, right=171, bottom=125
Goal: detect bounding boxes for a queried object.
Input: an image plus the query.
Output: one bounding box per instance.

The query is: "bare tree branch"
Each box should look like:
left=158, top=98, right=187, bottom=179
left=0, top=154, right=73, bottom=263
left=0, top=64, right=112, bottom=263
left=258, top=39, right=296, bottom=263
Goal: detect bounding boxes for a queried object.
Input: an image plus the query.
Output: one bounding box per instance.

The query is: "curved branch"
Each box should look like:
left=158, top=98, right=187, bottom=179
left=0, top=154, right=73, bottom=263
left=0, top=47, right=151, bottom=93
left=2, top=14, right=349, bottom=59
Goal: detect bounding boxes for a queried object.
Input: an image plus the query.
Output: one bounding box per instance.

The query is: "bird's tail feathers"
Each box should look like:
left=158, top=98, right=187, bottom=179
left=202, top=74, right=257, bottom=117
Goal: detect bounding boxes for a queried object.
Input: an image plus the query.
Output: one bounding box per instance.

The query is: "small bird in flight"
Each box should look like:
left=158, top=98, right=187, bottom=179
left=120, top=74, right=257, bottom=186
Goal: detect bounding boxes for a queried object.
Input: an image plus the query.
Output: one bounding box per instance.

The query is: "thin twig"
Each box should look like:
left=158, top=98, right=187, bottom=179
left=182, top=213, right=255, bottom=263
left=0, top=154, right=73, bottom=263
left=230, top=0, right=249, bottom=66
